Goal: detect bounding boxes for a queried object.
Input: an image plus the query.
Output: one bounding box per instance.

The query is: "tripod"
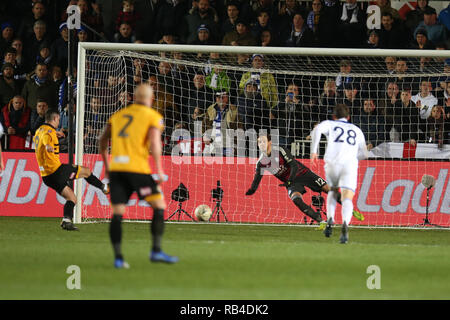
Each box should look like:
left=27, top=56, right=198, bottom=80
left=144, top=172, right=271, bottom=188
left=167, top=201, right=195, bottom=221
left=415, top=187, right=444, bottom=228
left=211, top=198, right=228, bottom=222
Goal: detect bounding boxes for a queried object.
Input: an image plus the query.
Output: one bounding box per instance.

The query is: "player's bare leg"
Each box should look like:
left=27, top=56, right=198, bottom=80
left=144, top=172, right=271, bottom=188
left=321, top=184, right=364, bottom=221
left=60, top=186, right=79, bottom=231
left=340, top=189, right=355, bottom=244
left=109, top=204, right=129, bottom=269
left=78, top=166, right=110, bottom=194
left=148, top=197, right=178, bottom=264
left=290, top=192, right=323, bottom=223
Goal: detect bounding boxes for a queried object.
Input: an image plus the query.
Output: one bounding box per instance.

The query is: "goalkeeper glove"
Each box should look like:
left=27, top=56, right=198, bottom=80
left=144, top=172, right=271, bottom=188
left=245, top=188, right=256, bottom=196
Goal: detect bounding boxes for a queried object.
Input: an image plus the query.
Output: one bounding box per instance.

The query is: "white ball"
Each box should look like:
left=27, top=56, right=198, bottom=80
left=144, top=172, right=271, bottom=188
left=195, top=204, right=212, bottom=222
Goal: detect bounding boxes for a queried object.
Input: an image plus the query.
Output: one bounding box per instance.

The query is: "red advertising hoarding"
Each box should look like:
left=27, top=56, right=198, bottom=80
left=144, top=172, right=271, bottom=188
left=0, top=152, right=449, bottom=227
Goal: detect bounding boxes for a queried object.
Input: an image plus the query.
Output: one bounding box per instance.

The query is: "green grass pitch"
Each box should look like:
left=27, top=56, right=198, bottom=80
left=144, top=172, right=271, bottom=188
left=0, top=217, right=449, bottom=300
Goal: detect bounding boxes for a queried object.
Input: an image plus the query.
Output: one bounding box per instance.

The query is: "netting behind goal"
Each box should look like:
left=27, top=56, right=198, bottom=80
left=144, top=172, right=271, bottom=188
left=75, top=43, right=450, bottom=227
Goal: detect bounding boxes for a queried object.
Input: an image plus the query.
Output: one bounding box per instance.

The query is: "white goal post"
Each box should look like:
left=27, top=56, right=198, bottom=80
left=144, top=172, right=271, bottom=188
left=74, top=42, right=450, bottom=227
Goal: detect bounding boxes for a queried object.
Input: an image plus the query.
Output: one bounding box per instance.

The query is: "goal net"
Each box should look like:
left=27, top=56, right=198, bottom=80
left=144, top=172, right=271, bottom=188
left=75, top=43, right=450, bottom=228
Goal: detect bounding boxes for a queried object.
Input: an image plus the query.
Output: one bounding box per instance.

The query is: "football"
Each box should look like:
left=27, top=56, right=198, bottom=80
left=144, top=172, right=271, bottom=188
left=195, top=204, right=212, bottom=222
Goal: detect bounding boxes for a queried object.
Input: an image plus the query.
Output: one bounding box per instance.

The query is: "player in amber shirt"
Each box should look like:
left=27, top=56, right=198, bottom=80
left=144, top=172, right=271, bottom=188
left=99, top=83, right=178, bottom=268
left=34, top=109, right=109, bottom=231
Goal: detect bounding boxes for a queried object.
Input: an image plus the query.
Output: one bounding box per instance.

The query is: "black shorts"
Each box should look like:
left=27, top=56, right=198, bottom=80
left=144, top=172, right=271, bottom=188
left=287, top=170, right=327, bottom=196
left=42, top=164, right=80, bottom=194
left=109, top=172, right=163, bottom=205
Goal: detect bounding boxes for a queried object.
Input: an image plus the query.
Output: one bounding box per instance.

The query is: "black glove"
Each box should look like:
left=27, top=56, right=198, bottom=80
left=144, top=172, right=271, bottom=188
left=245, top=188, right=256, bottom=196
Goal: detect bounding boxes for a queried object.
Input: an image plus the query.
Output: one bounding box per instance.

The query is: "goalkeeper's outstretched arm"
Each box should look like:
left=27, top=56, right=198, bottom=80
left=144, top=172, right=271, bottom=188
left=246, top=163, right=263, bottom=195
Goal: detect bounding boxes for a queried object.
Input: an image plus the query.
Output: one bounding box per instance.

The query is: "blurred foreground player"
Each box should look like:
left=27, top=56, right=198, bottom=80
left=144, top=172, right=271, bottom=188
left=311, top=104, right=368, bottom=243
left=34, top=110, right=109, bottom=231
left=99, top=83, right=178, bottom=269
left=245, top=133, right=364, bottom=228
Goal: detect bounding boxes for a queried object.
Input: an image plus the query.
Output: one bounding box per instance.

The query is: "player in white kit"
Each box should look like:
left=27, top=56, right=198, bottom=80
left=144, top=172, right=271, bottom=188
left=310, top=104, right=368, bottom=243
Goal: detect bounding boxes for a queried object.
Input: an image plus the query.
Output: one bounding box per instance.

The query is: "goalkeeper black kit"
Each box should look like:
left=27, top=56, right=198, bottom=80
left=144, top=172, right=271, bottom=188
left=249, top=145, right=310, bottom=191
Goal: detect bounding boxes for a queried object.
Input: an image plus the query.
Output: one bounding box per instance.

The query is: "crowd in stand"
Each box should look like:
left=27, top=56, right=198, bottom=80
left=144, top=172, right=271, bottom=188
left=0, top=0, right=449, bottom=155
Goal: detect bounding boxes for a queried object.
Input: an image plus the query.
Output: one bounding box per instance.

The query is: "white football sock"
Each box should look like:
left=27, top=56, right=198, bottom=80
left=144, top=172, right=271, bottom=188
left=327, top=191, right=337, bottom=223
left=342, top=198, right=353, bottom=226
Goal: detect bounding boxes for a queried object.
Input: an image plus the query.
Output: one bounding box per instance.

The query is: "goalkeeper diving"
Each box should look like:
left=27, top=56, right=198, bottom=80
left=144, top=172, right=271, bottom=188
left=245, top=133, right=364, bottom=227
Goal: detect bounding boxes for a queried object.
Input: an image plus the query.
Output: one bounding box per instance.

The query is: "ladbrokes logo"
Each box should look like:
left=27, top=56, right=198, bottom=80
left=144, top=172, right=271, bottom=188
left=0, top=153, right=449, bottom=224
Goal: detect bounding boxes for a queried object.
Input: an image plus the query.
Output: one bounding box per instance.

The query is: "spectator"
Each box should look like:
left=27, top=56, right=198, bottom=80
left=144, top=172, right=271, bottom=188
left=222, top=19, right=258, bottom=46
left=306, top=0, right=323, bottom=40
left=239, top=54, right=278, bottom=108
left=375, top=0, right=400, bottom=21
left=340, top=82, right=361, bottom=116
left=284, top=10, right=316, bottom=47
left=414, top=7, right=448, bottom=46
left=115, top=0, right=141, bottom=34
left=388, top=86, right=422, bottom=145
left=152, top=0, right=189, bottom=43
left=419, top=105, right=446, bottom=147
left=170, top=51, right=190, bottom=119
left=203, top=91, right=241, bottom=156
left=50, top=65, right=64, bottom=87
left=335, top=59, right=352, bottom=92
left=412, top=79, right=438, bottom=119
left=186, top=68, right=214, bottom=123
left=249, top=0, right=278, bottom=22
left=352, top=98, right=386, bottom=150
left=77, top=26, right=91, bottom=43
left=0, top=63, right=20, bottom=107
left=315, top=0, right=341, bottom=47
left=184, top=0, right=219, bottom=44
left=260, top=29, right=277, bottom=46
left=337, top=0, right=366, bottom=48
left=190, top=24, right=213, bottom=45
left=405, top=0, right=434, bottom=34
left=277, top=0, right=306, bottom=38
left=221, top=2, right=240, bottom=37
left=366, top=29, right=381, bottom=48
left=77, top=0, right=104, bottom=35
left=24, top=20, right=50, bottom=66
left=384, top=56, right=397, bottom=74
left=84, top=96, right=106, bottom=154
left=205, top=55, right=231, bottom=94
left=0, top=22, right=15, bottom=57
left=0, top=95, right=31, bottom=150
left=18, top=1, right=55, bottom=42
left=392, top=58, right=416, bottom=89
left=35, top=42, right=53, bottom=67
left=11, top=38, right=28, bottom=74
left=318, top=78, right=339, bottom=121
left=378, top=81, right=400, bottom=117
left=3, top=47, right=28, bottom=88
left=21, top=62, right=58, bottom=111
left=58, top=66, right=77, bottom=116
left=379, top=12, right=409, bottom=49
left=113, top=22, right=136, bottom=43
left=51, top=23, right=70, bottom=71
left=251, top=9, right=275, bottom=40
left=410, top=28, right=436, bottom=49
left=438, top=4, right=450, bottom=35
left=271, top=82, right=309, bottom=148
left=237, top=79, right=271, bottom=132
left=148, top=75, right=179, bottom=138
left=30, top=98, right=48, bottom=135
